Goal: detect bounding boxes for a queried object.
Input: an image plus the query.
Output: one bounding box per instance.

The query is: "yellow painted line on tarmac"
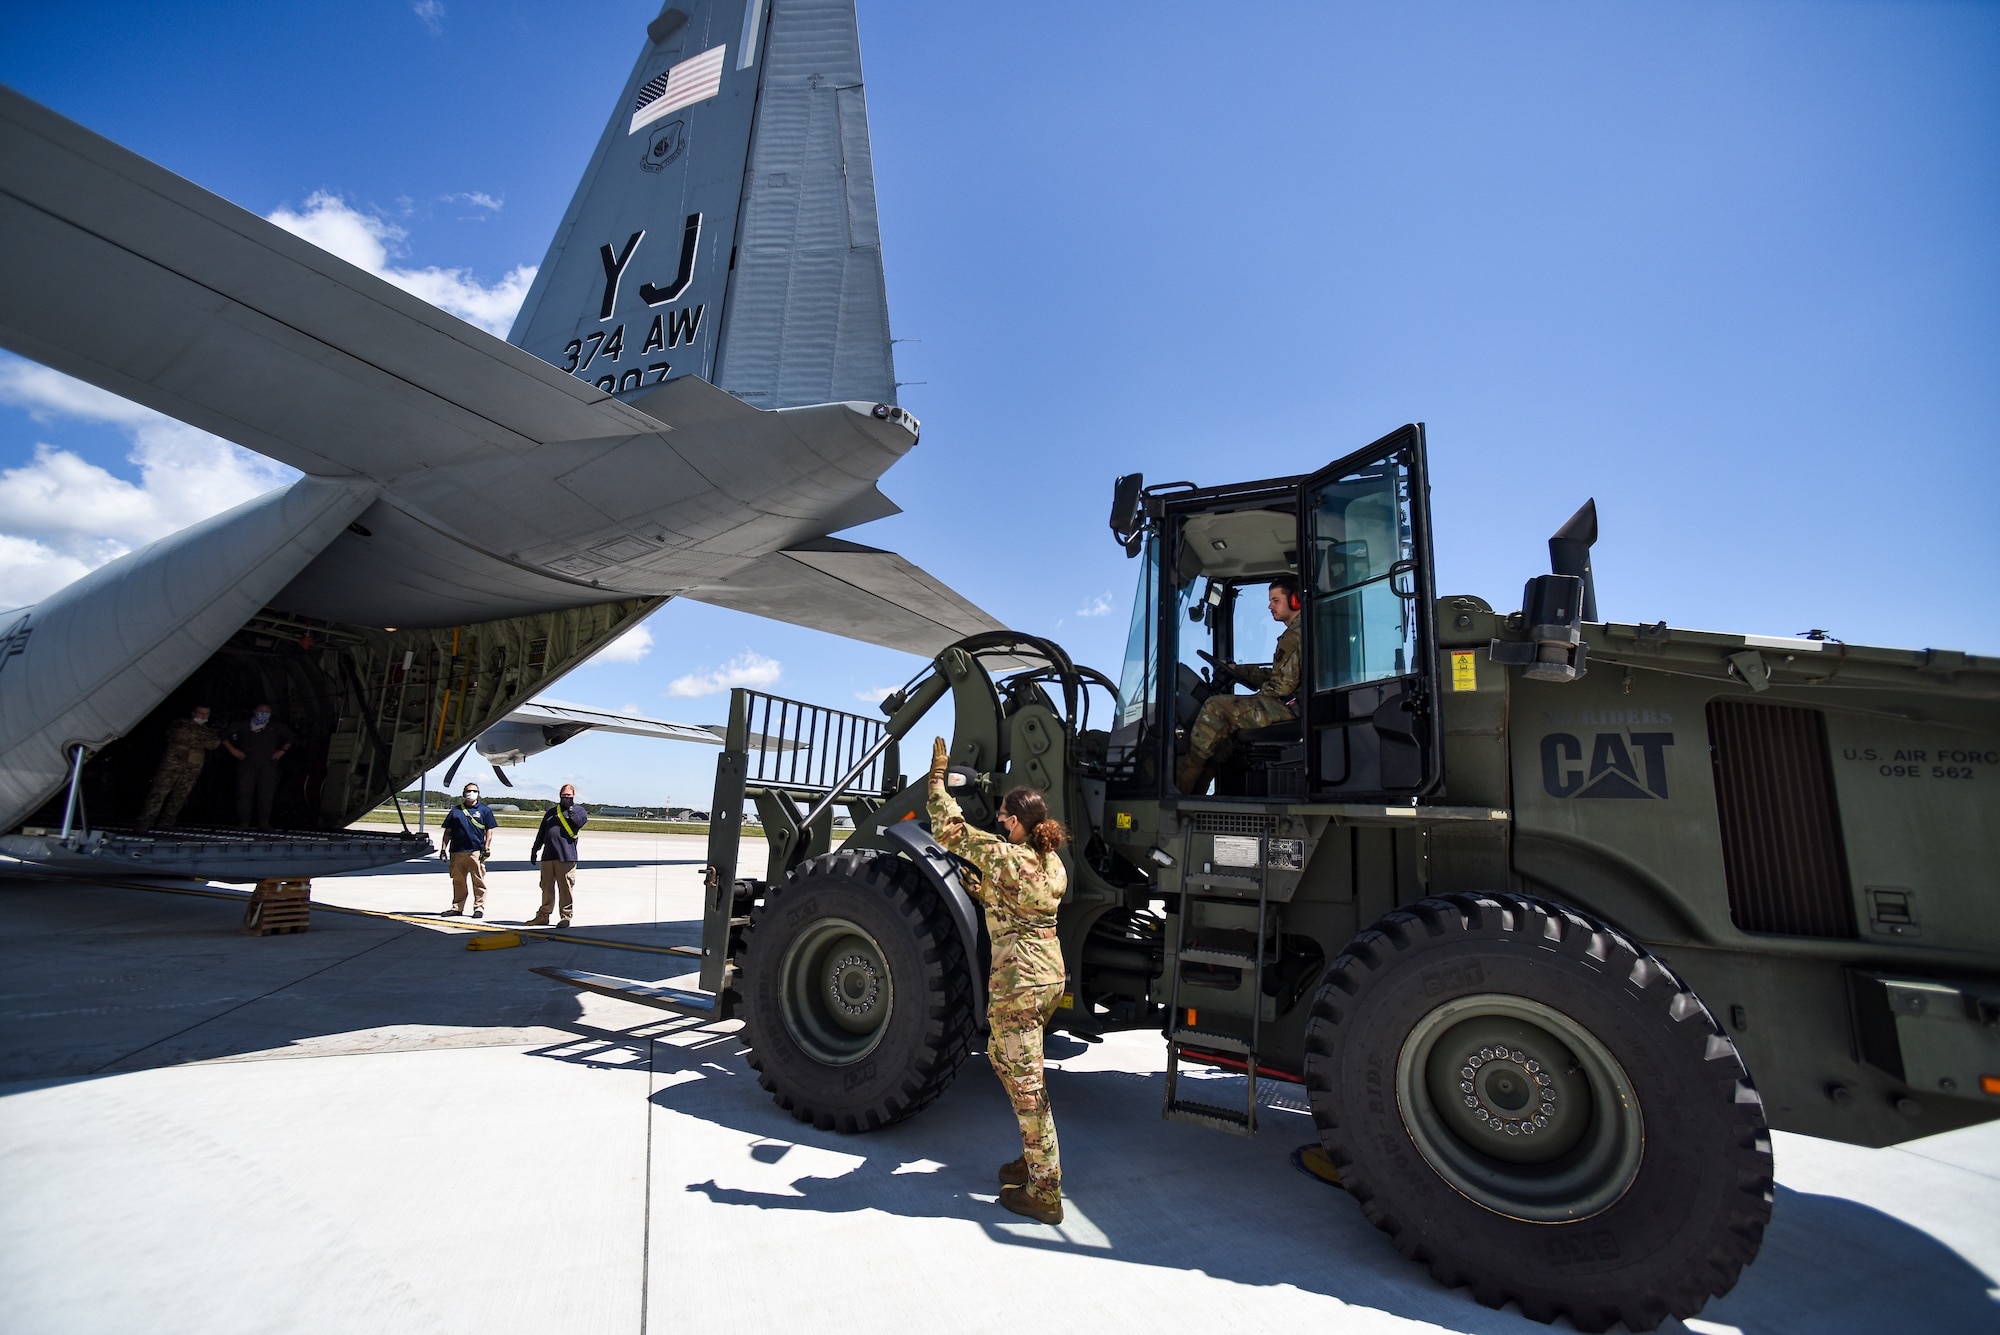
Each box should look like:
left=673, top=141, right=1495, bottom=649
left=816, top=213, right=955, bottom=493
left=93, top=879, right=704, bottom=959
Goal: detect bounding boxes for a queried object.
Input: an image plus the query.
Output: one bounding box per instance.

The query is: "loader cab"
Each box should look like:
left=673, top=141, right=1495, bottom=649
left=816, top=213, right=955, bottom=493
left=1108, top=424, right=1442, bottom=802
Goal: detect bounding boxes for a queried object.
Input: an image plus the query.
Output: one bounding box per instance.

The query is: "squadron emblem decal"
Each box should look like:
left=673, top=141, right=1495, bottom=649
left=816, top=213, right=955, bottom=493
left=641, top=119, right=688, bottom=173
left=0, top=612, right=29, bottom=677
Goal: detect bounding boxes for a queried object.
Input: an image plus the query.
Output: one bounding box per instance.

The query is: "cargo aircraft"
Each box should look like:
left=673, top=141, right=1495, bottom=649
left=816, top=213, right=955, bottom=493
left=0, top=0, right=1001, bottom=881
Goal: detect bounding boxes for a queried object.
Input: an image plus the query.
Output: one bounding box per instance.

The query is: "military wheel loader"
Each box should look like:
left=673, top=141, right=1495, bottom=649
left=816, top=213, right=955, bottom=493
left=542, top=424, right=2000, bottom=1332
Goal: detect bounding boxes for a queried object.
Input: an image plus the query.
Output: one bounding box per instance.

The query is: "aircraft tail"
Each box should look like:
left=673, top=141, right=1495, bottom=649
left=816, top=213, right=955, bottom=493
left=508, top=0, right=896, bottom=411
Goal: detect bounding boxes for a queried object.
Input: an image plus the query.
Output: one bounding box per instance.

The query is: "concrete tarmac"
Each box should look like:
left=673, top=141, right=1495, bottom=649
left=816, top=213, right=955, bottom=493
left=3, top=829, right=1997, bottom=1334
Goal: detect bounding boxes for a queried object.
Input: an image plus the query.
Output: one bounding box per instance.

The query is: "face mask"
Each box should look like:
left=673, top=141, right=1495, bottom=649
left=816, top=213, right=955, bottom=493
left=463, top=793, right=479, bottom=806
left=250, top=710, right=271, bottom=729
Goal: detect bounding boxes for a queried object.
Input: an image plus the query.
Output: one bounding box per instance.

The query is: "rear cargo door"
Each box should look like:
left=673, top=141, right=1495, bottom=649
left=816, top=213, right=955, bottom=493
left=1300, top=424, right=1442, bottom=797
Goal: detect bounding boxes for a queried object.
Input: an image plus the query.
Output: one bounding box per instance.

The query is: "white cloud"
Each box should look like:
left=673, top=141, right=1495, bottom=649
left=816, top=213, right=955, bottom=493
left=447, top=191, right=503, bottom=212
left=0, top=356, right=297, bottom=606
left=266, top=192, right=535, bottom=337
left=412, top=0, right=445, bottom=36
left=587, top=623, right=654, bottom=665
left=0, top=534, right=91, bottom=610
left=853, top=686, right=897, bottom=704
left=665, top=651, right=781, bottom=699
left=1076, top=591, right=1115, bottom=617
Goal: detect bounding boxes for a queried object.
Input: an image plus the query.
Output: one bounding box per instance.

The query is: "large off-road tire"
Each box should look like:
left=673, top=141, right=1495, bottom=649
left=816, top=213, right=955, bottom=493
left=1302, top=893, right=1772, bottom=1332
left=738, top=850, right=977, bottom=1132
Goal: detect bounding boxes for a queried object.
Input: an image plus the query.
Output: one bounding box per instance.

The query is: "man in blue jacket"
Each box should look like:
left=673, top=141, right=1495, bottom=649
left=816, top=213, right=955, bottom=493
left=439, top=782, right=497, bottom=918
left=527, top=783, right=588, bottom=929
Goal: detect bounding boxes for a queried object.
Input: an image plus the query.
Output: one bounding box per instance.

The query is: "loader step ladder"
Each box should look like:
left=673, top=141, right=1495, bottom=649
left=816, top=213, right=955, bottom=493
left=1162, top=828, right=1271, bottom=1136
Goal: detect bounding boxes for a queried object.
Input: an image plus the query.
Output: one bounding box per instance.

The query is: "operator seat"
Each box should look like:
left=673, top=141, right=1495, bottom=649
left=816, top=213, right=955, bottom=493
left=1217, top=711, right=1306, bottom=798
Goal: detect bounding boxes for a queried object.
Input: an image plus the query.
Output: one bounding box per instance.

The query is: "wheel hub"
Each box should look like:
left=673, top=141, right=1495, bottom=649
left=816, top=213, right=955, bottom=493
left=1396, top=993, right=1643, bottom=1222
left=1429, top=1016, right=1594, bottom=1164
left=830, top=953, right=883, bottom=1018
left=778, top=917, right=895, bottom=1064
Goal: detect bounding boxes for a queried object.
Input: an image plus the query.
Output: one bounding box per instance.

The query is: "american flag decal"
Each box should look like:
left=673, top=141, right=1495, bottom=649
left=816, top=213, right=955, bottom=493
left=630, top=44, right=727, bottom=134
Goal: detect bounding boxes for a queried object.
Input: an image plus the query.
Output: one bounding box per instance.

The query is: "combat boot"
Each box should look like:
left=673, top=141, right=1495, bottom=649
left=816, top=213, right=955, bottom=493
left=1175, top=755, right=1207, bottom=795
left=998, top=1157, right=1029, bottom=1187
left=999, top=1185, right=1063, bottom=1225
left=525, top=913, right=551, bottom=926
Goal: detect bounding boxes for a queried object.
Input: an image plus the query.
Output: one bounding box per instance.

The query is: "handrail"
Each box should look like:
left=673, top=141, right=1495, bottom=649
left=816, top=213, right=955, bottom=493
left=733, top=689, right=888, bottom=795
left=796, top=728, right=902, bottom=834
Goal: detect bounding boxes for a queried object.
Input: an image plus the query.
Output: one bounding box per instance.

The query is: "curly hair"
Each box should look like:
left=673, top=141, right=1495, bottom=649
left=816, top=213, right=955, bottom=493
left=1000, top=786, right=1069, bottom=856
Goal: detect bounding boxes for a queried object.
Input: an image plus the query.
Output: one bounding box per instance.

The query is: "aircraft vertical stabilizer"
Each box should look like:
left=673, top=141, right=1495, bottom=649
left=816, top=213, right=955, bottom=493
left=508, top=1, right=896, bottom=410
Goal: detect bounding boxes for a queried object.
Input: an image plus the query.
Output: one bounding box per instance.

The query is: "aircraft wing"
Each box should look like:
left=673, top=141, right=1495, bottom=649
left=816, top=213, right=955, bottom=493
left=679, top=537, right=1008, bottom=657
left=471, top=697, right=805, bottom=774
left=507, top=699, right=729, bottom=746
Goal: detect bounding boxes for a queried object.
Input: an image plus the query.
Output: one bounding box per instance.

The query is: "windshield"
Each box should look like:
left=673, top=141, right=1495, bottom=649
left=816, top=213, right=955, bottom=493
left=1115, top=536, right=1159, bottom=730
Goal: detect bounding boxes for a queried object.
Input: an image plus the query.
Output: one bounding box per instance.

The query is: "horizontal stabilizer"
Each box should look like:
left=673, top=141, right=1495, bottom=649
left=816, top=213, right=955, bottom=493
left=0, top=83, right=665, bottom=481
left=678, top=537, right=1006, bottom=658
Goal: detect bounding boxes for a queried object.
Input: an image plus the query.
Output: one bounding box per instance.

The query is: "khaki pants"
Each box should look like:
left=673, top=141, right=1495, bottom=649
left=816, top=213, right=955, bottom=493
left=449, top=851, right=487, bottom=911
left=538, top=860, right=577, bottom=921
left=989, top=980, right=1065, bottom=1205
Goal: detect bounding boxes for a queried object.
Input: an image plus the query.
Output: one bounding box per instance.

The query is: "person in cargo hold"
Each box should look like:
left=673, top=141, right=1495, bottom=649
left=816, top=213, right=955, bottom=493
left=135, top=704, right=220, bottom=832
left=926, top=736, right=1070, bottom=1225
left=223, top=703, right=294, bottom=828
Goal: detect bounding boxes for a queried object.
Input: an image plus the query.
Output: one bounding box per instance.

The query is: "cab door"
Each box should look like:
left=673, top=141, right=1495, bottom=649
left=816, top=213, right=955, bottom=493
left=1300, top=424, right=1442, bottom=797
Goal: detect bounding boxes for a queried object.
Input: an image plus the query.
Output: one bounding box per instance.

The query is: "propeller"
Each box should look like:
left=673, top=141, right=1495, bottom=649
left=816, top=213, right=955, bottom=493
left=440, top=739, right=478, bottom=789
left=491, top=764, right=514, bottom=788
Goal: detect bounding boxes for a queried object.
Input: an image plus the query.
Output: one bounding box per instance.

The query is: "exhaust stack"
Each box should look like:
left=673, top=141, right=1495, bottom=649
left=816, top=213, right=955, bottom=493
left=1490, top=498, right=1598, bottom=684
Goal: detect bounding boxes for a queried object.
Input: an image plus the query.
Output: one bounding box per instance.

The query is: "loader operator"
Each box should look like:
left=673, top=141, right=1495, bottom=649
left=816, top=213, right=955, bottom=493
left=1177, top=575, right=1302, bottom=794
left=926, top=736, right=1070, bottom=1225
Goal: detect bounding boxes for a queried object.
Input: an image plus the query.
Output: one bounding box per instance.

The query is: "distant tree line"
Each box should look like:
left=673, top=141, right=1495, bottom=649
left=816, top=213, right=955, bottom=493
left=394, top=789, right=709, bottom=820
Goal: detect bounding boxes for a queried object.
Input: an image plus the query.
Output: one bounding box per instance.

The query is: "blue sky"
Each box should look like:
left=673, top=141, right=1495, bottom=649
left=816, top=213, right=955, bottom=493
left=2, top=1, right=1995, bottom=807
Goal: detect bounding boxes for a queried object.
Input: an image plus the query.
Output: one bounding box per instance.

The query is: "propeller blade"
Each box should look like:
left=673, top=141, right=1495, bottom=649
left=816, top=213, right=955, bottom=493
left=491, top=764, right=514, bottom=788
left=441, top=740, right=477, bottom=789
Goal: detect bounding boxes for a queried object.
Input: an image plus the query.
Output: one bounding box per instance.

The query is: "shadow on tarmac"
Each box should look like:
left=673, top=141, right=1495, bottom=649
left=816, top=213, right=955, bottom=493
left=5, top=878, right=1996, bottom=1335
left=334, top=857, right=704, bottom=876
left=605, top=1017, right=2000, bottom=1335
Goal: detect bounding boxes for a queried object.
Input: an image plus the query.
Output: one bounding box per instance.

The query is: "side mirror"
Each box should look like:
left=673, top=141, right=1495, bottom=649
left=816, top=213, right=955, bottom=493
left=1109, top=473, right=1145, bottom=556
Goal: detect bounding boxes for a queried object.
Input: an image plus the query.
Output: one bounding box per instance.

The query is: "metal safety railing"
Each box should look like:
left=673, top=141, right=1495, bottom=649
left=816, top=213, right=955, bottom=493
left=734, top=690, right=888, bottom=794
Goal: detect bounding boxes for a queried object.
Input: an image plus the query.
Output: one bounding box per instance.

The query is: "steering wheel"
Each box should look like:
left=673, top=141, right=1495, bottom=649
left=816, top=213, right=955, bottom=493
left=1197, top=649, right=1248, bottom=687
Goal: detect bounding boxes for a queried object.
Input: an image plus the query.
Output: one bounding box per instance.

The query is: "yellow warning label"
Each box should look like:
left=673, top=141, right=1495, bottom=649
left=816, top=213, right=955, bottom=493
left=1115, top=811, right=1132, bottom=829
left=1058, top=992, right=1074, bottom=1010
left=1450, top=650, right=1479, bottom=692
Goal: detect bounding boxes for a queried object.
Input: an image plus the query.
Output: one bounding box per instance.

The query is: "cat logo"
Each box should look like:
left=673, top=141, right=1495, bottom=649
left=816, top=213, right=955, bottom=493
left=1542, top=731, right=1674, bottom=799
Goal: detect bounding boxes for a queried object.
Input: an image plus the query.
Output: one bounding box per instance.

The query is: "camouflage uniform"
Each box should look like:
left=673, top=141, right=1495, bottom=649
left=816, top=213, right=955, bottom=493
left=1188, top=620, right=1303, bottom=769
left=136, top=717, right=221, bottom=831
left=927, top=774, right=1068, bottom=1208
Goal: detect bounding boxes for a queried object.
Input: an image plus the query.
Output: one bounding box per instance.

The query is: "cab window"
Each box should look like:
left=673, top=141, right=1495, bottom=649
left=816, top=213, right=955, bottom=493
left=1308, top=463, right=1416, bottom=690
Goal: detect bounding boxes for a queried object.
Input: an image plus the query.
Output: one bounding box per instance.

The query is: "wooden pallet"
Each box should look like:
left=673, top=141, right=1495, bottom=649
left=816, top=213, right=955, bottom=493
left=241, top=879, right=312, bottom=935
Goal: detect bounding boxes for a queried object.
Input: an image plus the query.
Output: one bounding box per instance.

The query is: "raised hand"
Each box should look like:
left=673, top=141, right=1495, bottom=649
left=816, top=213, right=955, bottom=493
left=929, top=736, right=950, bottom=782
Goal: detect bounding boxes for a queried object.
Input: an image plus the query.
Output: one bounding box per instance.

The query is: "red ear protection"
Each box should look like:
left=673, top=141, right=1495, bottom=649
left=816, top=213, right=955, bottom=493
left=1290, top=591, right=1301, bottom=612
